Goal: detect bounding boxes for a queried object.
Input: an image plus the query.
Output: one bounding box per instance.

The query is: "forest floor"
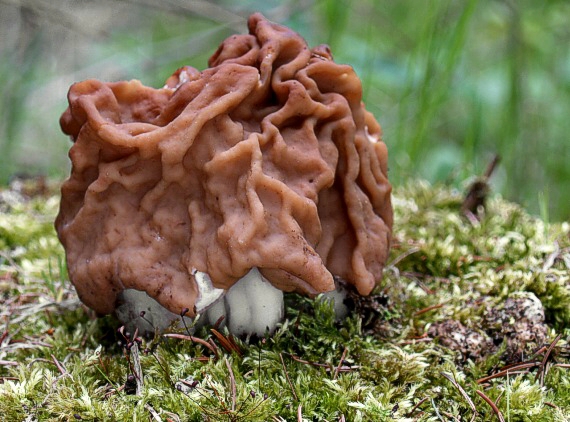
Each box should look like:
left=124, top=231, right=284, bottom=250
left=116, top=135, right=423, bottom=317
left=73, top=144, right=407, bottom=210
left=1, top=177, right=569, bottom=421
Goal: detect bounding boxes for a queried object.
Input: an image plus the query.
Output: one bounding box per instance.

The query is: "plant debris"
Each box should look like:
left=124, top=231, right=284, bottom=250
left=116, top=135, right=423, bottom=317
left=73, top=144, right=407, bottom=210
left=462, top=154, right=501, bottom=219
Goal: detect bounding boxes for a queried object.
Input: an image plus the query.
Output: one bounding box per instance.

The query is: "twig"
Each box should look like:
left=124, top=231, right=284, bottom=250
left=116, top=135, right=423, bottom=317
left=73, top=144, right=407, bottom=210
left=441, top=372, right=477, bottom=414
left=130, top=342, right=144, bottom=396
left=333, top=347, right=348, bottom=380
left=414, top=303, right=444, bottom=317
left=484, top=155, right=501, bottom=179
left=462, top=154, right=500, bottom=216
left=441, top=411, right=460, bottom=421
left=211, top=328, right=242, bottom=356
left=529, top=345, right=548, bottom=360
left=297, top=404, right=303, bottom=422
left=476, top=390, right=505, bottom=422
left=280, top=353, right=298, bottom=401
left=208, top=338, right=220, bottom=357
left=0, top=330, right=9, bottom=345
left=537, top=333, right=562, bottom=387
left=407, top=396, right=429, bottom=417
left=51, top=354, right=68, bottom=376
left=7, top=298, right=81, bottom=324
left=0, top=360, right=18, bottom=367
left=163, top=333, right=218, bottom=356
left=286, top=353, right=360, bottom=373
left=145, top=404, right=162, bottom=422
left=26, top=357, right=53, bottom=368
left=477, top=362, right=540, bottom=384
left=225, top=358, right=236, bottom=412
left=406, top=275, right=434, bottom=295
left=431, top=398, right=444, bottom=421
left=387, top=246, right=421, bottom=268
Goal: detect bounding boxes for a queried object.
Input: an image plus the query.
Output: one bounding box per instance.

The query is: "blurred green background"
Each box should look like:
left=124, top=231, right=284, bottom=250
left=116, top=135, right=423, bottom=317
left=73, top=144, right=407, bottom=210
left=0, top=0, right=568, bottom=221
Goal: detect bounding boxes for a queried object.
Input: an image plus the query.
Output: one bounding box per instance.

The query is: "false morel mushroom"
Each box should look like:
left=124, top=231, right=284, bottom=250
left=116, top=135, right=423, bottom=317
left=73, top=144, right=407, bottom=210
left=56, top=13, right=393, bottom=335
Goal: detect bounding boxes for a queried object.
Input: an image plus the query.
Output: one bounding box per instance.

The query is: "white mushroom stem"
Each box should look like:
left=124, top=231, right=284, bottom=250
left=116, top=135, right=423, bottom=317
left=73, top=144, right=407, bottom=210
left=204, top=268, right=284, bottom=336
left=115, top=288, right=192, bottom=334
left=115, top=267, right=347, bottom=336
left=322, top=287, right=349, bottom=320
left=193, top=270, right=225, bottom=312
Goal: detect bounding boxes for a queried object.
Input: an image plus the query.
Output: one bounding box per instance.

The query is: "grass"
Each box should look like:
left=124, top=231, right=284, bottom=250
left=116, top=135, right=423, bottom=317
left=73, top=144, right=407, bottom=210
left=0, top=0, right=569, bottom=221
left=1, top=177, right=570, bottom=420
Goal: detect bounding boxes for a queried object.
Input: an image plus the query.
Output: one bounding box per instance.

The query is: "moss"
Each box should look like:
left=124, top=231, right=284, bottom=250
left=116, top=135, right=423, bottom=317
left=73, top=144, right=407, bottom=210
left=1, top=179, right=570, bottom=420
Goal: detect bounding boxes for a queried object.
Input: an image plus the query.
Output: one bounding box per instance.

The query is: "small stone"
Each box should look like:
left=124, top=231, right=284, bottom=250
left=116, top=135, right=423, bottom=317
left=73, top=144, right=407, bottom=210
left=428, top=319, right=495, bottom=362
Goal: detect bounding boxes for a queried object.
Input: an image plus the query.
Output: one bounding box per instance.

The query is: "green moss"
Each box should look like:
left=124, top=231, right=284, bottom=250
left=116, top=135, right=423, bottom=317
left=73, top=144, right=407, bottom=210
left=1, top=180, right=570, bottom=421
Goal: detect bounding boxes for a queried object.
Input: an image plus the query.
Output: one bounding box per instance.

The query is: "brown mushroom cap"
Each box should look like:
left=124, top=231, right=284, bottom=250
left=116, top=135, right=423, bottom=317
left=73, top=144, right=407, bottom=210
left=56, top=13, right=392, bottom=317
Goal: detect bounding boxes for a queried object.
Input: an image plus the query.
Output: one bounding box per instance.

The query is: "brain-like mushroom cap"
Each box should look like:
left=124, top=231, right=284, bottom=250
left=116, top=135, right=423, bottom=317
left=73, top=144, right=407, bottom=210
left=56, top=13, right=393, bottom=317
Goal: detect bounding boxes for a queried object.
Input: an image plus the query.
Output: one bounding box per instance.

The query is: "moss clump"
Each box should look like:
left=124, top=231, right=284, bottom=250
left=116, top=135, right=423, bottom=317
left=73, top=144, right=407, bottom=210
left=1, top=179, right=570, bottom=421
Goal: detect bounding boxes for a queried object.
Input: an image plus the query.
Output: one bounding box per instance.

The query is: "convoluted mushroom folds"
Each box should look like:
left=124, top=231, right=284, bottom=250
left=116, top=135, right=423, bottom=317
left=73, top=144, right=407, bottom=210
left=56, top=13, right=393, bottom=335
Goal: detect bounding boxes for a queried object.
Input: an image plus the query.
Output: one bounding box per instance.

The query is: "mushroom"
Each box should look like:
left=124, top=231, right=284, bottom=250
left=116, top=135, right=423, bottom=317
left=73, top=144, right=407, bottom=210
left=56, top=13, right=393, bottom=336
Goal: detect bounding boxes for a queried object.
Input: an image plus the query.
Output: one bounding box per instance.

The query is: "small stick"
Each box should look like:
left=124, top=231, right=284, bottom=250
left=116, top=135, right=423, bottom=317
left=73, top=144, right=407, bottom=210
left=130, top=342, right=144, bottom=396
left=287, top=354, right=335, bottom=369
left=441, top=372, right=477, bottom=414
left=409, top=277, right=435, bottom=295
left=462, top=154, right=501, bottom=216
left=51, top=354, right=68, bottom=376
left=0, top=330, right=8, bottom=345
left=333, top=347, right=348, bottom=380
left=483, top=155, right=501, bottom=179
left=476, top=390, right=505, bottom=422
left=441, top=411, right=460, bottom=421
left=208, top=338, right=220, bottom=358
left=297, top=404, right=303, bottom=422
left=21, top=337, right=53, bottom=348
left=145, top=404, right=162, bottom=422
left=279, top=353, right=298, bottom=401
left=537, top=334, right=562, bottom=387
left=287, top=353, right=360, bottom=372
left=211, top=328, right=242, bottom=356
left=388, top=247, right=421, bottom=268
left=431, top=398, right=444, bottom=421
left=225, top=358, right=236, bottom=412
left=163, top=333, right=218, bottom=356
left=528, top=346, right=548, bottom=360
left=414, top=303, right=444, bottom=317
left=553, top=363, right=570, bottom=369
left=501, top=359, right=540, bottom=371
left=407, top=396, right=429, bottom=416
left=27, top=358, right=53, bottom=368
left=477, top=362, right=540, bottom=384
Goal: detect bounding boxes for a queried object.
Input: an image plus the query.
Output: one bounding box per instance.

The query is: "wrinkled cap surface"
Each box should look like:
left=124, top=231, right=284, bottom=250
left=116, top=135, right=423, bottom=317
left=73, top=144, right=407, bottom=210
left=56, top=13, right=393, bottom=317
